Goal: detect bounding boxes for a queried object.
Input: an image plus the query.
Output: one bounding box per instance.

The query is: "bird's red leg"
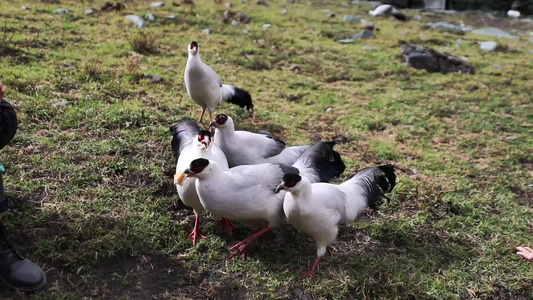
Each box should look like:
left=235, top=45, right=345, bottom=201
left=326, top=246, right=333, bottom=256
left=300, top=256, right=322, bottom=279
left=228, top=226, right=272, bottom=260
left=220, top=218, right=237, bottom=236
left=198, top=108, right=206, bottom=124
left=186, top=215, right=208, bottom=245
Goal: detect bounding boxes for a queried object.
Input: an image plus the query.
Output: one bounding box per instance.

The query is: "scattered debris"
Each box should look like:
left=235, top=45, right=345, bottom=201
left=479, top=41, right=498, bottom=51
left=144, top=74, right=165, bottom=83
left=400, top=44, right=475, bottom=74
left=352, top=29, right=373, bottom=40
left=125, top=15, right=146, bottom=28
left=472, top=27, right=518, bottom=39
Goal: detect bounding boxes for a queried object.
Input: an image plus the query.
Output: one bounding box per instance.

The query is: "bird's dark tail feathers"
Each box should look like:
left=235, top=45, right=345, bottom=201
left=169, top=117, right=200, bottom=159
left=392, top=11, right=408, bottom=21
left=222, top=85, right=254, bottom=112
left=352, top=164, right=396, bottom=210
left=293, top=141, right=346, bottom=183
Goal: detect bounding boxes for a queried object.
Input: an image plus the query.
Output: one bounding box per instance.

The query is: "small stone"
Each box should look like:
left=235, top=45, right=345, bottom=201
left=52, top=101, right=69, bottom=107
left=22, top=6, right=31, bottom=10
left=224, top=2, right=233, bottom=7
left=402, top=125, right=415, bottom=130
left=222, top=10, right=232, bottom=20
left=144, top=74, right=165, bottom=84
left=145, top=13, right=155, bottom=21
left=325, top=107, right=332, bottom=113
left=125, top=15, right=146, bottom=28
left=236, top=12, right=250, bottom=23
left=327, top=13, right=335, bottom=18
left=361, top=19, right=374, bottom=30
left=333, top=134, right=350, bottom=144
left=472, top=27, right=519, bottom=40
left=243, top=29, right=249, bottom=34
left=352, top=29, right=373, bottom=40
left=256, top=0, right=268, bottom=6
left=502, top=79, right=512, bottom=86
left=363, top=46, right=377, bottom=51
left=150, top=2, right=165, bottom=7
left=262, top=23, right=271, bottom=30
left=341, top=2, right=349, bottom=7
left=203, top=28, right=211, bottom=35
left=236, top=38, right=244, bottom=42
left=231, top=19, right=238, bottom=26
left=62, top=62, right=76, bottom=67
left=530, top=49, right=533, bottom=54
left=493, top=65, right=501, bottom=69
left=337, top=39, right=356, bottom=44
left=51, top=0, right=60, bottom=3
left=53, top=8, right=72, bottom=14
left=281, top=9, right=287, bottom=15
left=85, top=8, right=97, bottom=15
left=505, top=136, right=519, bottom=141
left=467, top=85, right=479, bottom=92
left=285, top=0, right=295, bottom=3
left=343, top=15, right=360, bottom=23
left=287, top=65, right=300, bottom=72
left=313, top=133, right=323, bottom=141
left=165, top=15, right=178, bottom=20
left=480, top=41, right=498, bottom=51
left=172, top=2, right=180, bottom=6
left=427, top=22, right=465, bottom=35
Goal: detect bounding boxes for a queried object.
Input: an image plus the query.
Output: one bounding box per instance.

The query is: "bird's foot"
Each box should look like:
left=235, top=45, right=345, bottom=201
left=186, top=227, right=208, bottom=245
left=326, top=246, right=333, bottom=256
left=299, top=270, right=316, bottom=279
left=220, top=218, right=237, bottom=236
left=228, top=237, right=253, bottom=260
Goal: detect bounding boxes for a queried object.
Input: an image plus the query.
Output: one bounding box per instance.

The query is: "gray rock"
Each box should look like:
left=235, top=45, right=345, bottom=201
left=52, top=101, right=69, bottom=107
left=85, top=8, right=97, bottom=15
left=236, top=12, right=250, bottom=23
left=51, top=0, right=60, bottom=3
left=165, top=14, right=178, bottom=20
left=472, top=27, right=519, bottom=39
left=343, top=15, right=360, bottom=23
left=150, top=2, right=165, bottom=7
left=145, top=13, right=155, bottom=21
left=327, top=13, right=335, bottom=18
left=231, top=19, right=238, bottom=26
left=203, top=28, right=211, bottom=35
left=337, top=39, right=356, bottom=44
left=325, top=107, right=332, bottom=113
left=225, top=2, right=233, bottom=7
left=529, top=38, right=533, bottom=44
left=53, top=8, right=72, bottom=14
left=363, top=46, right=377, bottom=51
left=287, top=65, right=300, bottom=71
left=493, top=64, right=501, bottom=69
left=505, top=136, right=520, bottom=141
left=256, top=0, right=268, bottom=6
left=222, top=10, right=232, bottom=20
left=402, top=125, right=415, bottom=130
left=285, top=0, right=295, bottom=3
left=427, top=21, right=465, bottom=35
left=144, top=74, right=165, bottom=84
left=361, top=19, right=374, bottom=30
left=22, top=6, right=31, bottom=10
left=400, top=44, right=475, bottom=74
left=530, top=49, right=533, bottom=54
left=243, top=29, right=249, bottom=34
left=480, top=41, right=498, bottom=51
left=352, top=29, right=373, bottom=40
left=236, top=38, right=244, bottom=42
left=281, top=9, right=288, bottom=15
left=262, top=23, right=271, bottom=30
left=126, top=15, right=146, bottom=28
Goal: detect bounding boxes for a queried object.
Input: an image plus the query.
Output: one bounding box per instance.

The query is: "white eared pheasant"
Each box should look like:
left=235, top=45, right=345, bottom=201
left=184, top=41, right=253, bottom=124
left=276, top=164, right=396, bottom=278
left=170, top=118, right=233, bottom=245
left=209, top=114, right=309, bottom=167
left=368, top=4, right=408, bottom=21
left=176, top=142, right=346, bottom=259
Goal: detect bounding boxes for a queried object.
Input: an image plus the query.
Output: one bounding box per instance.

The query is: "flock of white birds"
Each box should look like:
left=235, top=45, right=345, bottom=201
left=171, top=17, right=399, bottom=278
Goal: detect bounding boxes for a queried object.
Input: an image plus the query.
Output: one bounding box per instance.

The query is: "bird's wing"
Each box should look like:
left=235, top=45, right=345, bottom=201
left=0, top=99, right=18, bottom=150
left=312, top=183, right=348, bottom=223
left=236, top=130, right=286, bottom=158
left=225, top=163, right=285, bottom=190
left=266, top=145, right=309, bottom=165
left=170, top=118, right=200, bottom=159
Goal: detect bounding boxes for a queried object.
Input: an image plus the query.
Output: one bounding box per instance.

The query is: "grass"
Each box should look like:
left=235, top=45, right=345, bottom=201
left=0, top=0, right=532, bottom=299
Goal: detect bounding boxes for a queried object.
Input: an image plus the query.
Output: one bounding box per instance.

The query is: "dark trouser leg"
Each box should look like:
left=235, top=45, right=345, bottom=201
left=0, top=174, right=8, bottom=214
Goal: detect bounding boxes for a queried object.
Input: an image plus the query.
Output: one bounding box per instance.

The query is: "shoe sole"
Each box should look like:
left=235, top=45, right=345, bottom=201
left=0, top=269, right=47, bottom=292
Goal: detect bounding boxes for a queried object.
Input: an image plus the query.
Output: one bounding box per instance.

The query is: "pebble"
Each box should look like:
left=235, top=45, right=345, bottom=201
left=225, top=2, right=233, bottom=7
left=231, top=19, right=238, bottom=26
left=262, top=23, right=271, bottom=30
left=343, top=15, right=360, bottom=23
left=203, top=28, right=211, bottom=35
left=505, top=136, right=519, bottom=141
left=337, top=39, right=356, bottom=44
left=85, top=8, right=97, bottom=15
left=53, top=8, right=72, bottom=14
left=150, top=2, right=165, bottom=7
left=281, top=9, right=287, bottom=15
left=145, top=13, right=155, bottom=21
left=125, top=15, right=146, bottom=28
left=325, top=107, right=332, bottom=113
left=22, top=6, right=31, bottom=10
left=165, top=15, right=178, bottom=20
left=480, top=41, right=498, bottom=51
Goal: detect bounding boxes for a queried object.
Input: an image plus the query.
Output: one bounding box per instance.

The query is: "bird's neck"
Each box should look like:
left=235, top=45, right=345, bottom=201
left=187, top=53, right=202, bottom=65
left=290, top=182, right=313, bottom=207
left=216, top=125, right=236, bottom=144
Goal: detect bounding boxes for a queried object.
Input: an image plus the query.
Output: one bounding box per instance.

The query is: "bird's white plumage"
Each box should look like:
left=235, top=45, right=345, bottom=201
left=184, top=51, right=224, bottom=114
left=212, top=115, right=309, bottom=167
left=369, top=4, right=405, bottom=20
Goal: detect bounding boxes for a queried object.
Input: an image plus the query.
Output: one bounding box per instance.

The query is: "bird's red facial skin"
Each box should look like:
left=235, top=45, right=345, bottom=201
left=190, top=44, right=195, bottom=50
left=198, top=133, right=210, bottom=147
left=284, top=180, right=297, bottom=188
left=190, top=164, right=207, bottom=174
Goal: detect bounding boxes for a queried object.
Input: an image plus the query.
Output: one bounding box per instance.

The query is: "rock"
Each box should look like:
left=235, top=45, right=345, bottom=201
left=313, top=133, right=323, bottom=141
left=333, top=134, right=350, bottom=144
left=85, top=8, right=97, bottom=15
left=53, top=8, right=72, bottom=14
left=327, top=13, right=335, bottom=18
left=361, top=19, right=374, bottom=30
left=101, top=2, right=123, bottom=12
left=480, top=41, right=498, bottom=51
left=352, top=29, right=373, bottom=40
left=51, top=0, right=60, bottom=3
left=402, top=125, right=415, bottom=130
left=236, top=38, right=244, bottom=42
left=287, top=65, right=300, bottom=72
left=62, top=62, right=76, bottom=67
left=285, top=0, right=295, bottom=3
left=145, top=13, right=155, bottom=21
left=21, top=6, right=31, bottom=10
left=225, top=2, right=233, bottom=7
left=505, top=136, right=520, bottom=141
left=281, top=9, right=288, bottom=15
left=125, top=15, right=146, bottom=28
left=231, top=19, right=238, bottom=26
left=507, top=10, right=520, bottom=18
left=427, top=22, right=465, bottom=35
left=172, top=1, right=180, bottom=5
left=222, top=10, right=233, bottom=20
left=493, top=65, right=501, bottom=69
left=144, top=74, right=165, bottom=84
left=341, top=2, right=349, bottom=8
left=400, top=44, right=475, bottom=74
left=236, top=12, right=250, bottom=23
left=467, top=85, right=479, bottom=92
left=203, top=28, right=211, bottom=35
left=243, top=29, right=249, bottom=34
left=530, top=49, right=533, bottom=54
left=52, top=101, right=69, bottom=107
left=363, top=46, right=377, bottom=51
left=256, top=0, right=268, bottom=6
left=343, top=15, right=360, bottom=23
left=165, top=15, right=178, bottom=20
left=150, top=1, right=165, bottom=7
left=502, top=79, right=512, bottom=86
left=337, top=39, right=356, bottom=44
left=472, top=27, right=519, bottom=40
left=325, top=107, right=332, bottom=113
left=262, top=24, right=271, bottom=30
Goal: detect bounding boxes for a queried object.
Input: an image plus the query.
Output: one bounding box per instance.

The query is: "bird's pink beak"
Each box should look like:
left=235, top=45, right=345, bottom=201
left=200, top=135, right=210, bottom=149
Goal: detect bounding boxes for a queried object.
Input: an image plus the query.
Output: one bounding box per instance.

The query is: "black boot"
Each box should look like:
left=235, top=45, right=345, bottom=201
left=0, top=222, right=46, bottom=292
